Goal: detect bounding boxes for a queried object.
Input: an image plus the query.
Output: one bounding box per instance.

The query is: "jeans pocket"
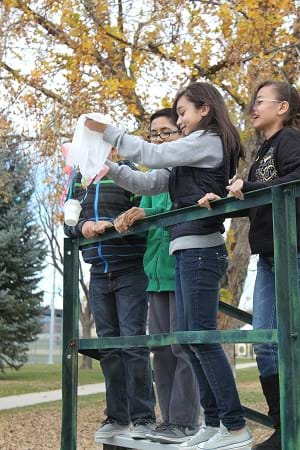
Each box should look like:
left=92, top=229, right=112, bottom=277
left=217, top=253, right=228, bottom=277
left=180, top=249, right=203, bottom=261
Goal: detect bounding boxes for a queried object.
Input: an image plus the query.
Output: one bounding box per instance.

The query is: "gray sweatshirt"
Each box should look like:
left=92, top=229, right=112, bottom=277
left=103, top=125, right=223, bottom=169
left=103, top=125, right=225, bottom=253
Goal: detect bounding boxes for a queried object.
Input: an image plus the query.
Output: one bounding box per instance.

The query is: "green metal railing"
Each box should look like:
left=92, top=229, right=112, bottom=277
left=61, top=180, right=300, bottom=450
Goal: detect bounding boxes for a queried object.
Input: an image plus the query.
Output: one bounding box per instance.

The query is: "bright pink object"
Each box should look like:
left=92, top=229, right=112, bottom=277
left=95, top=164, right=109, bottom=182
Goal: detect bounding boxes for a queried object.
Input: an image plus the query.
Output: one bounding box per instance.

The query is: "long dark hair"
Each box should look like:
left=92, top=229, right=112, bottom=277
left=249, top=80, right=300, bottom=131
left=173, top=82, right=244, bottom=177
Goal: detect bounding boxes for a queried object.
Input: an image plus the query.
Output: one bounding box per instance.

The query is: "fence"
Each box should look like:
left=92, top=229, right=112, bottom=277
left=61, top=180, right=300, bottom=450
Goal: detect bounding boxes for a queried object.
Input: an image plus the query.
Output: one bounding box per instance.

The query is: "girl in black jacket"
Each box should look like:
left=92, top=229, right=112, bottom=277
left=200, top=80, right=300, bottom=450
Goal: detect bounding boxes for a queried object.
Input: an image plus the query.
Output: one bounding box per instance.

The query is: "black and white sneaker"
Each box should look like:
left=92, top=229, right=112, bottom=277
left=149, top=423, right=199, bottom=443
left=131, top=418, right=156, bottom=440
left=145, top=421, right=169, bottom=439
left=94, top=417, right=130, bottom=441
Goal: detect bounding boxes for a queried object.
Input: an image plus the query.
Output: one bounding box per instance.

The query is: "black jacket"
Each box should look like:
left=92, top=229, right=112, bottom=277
left=168, top=153, right=228, bottom=240
left=64, top=161, right=146, bottom=273
left=242, top=127, right=300, bottom=255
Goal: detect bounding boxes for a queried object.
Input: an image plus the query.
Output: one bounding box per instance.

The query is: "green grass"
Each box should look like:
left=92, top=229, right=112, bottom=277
left=0, top=359, right=104, bottom=397
left=235, top=357, right=256, bottom=365
left=0, top=358, right=264, bottom=411
left=237, top=366, right=260, bottom=383
left=237, top=366, right=265, bottom=406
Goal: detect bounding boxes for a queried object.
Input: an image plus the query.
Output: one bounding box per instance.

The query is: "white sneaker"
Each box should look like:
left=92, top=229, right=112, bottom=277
left=95, top=417, right=130, bottom=441
left=203, top=423, right=252, bottom=450
left=180, top=425, right=219, bottom=448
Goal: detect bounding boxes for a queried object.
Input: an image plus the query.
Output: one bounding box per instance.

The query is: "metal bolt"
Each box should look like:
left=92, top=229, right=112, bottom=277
left=67, top=354, right=71, bottom=359
left=290, top=333, right=298, bottom=339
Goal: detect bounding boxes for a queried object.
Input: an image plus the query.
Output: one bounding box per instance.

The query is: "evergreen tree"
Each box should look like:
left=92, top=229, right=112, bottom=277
left=0, top=139, right=47, bottom=370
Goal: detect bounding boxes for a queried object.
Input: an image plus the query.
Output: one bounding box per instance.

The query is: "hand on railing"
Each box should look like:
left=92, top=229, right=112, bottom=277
left=227, top=179, right=245, bottom=200
left=82, top=220, right=113, bottom=238
left=198, top=193, right=221, bottom=210
left=114, top=207, right=146, bottom=233
left=94, top=221, right=114, bottom=234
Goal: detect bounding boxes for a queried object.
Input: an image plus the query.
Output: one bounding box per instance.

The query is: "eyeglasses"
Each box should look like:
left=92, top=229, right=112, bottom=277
left=253, top=98, right=283, bottom=108
left=148, top=130, right=180, bottom=141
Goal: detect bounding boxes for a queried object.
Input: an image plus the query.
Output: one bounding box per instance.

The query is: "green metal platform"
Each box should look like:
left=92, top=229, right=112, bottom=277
left=61, top=180, right=300, bottom=450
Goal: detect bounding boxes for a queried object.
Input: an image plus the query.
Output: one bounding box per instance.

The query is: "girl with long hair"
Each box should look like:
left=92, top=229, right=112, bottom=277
left=200, top=80, right=300, bottom=450
left=85, top=82, right=252, bottom=450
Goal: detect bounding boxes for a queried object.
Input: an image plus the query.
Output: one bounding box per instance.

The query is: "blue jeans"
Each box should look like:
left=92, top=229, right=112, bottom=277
left=89, top=267, right=156, bottom=424
left=175, top=245, right=245, bottom=431
left=253, top=255, right=300, bottom=377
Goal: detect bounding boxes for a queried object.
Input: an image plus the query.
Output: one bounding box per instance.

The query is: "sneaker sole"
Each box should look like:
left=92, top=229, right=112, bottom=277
left=181, top=433, right=218, bottom=448
left=150, top=435, right=193, bottom=443
left=131, top=434, right=148, bottom=440
left=95, top=430, right=130, bottom=440
left=204, top=438, right=252, bottom=450
left=145, top=433, right=156, bottom=439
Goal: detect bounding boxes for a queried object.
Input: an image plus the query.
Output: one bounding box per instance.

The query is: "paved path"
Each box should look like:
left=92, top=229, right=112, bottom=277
left=0, top=382, right=105, bottom=411
left=0, top=362, right=256, bottom=411
left=236, top=361, right=257, bottom=370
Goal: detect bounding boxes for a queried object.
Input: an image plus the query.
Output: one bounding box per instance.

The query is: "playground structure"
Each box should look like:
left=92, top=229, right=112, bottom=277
left=61, top=180, right=300, bottom=450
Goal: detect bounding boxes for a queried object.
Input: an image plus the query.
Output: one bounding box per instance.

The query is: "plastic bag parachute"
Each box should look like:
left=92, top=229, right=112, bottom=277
left=61, top=112, right=112, bottom=210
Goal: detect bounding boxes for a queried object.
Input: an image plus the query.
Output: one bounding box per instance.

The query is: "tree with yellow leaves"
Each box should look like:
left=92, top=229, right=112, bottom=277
left=0, top=0, right=299, bottom=345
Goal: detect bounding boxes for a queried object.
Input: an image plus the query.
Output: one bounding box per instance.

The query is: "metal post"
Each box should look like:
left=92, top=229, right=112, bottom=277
left=61, top=238, right=79, bottom=450
left=48, top=265, right=56, bottom=365
left=272, top=185, right=300, bottom=450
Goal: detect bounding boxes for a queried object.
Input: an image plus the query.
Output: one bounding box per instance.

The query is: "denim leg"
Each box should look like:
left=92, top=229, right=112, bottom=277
left=115, top=268, right=156, bottom=422
left=89, top=272, right=129, bottom=424
left=253, top=256, right=278, bottom=377
left=148, top=292, right=177, bottom=422
left=175, top=246, right=245, bottom=431
left=175, top=259, right=219, bottom=428
left=253, top=255, right=300, bottom=377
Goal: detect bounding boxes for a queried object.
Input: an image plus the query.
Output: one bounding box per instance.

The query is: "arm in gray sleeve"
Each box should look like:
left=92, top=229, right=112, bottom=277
left=103, top=125, right=223, bottom=169
left=106, top=160, right=170, bottom=195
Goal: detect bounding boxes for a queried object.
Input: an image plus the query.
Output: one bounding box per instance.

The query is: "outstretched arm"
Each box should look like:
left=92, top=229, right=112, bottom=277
left=106, top=160, right=170, bottom=195
left=85, top=119, right=223, bottom=169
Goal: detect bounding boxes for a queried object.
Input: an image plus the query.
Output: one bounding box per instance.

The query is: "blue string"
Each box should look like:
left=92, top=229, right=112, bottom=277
left=67, top=166, right=77, bottom=200
left=94, top=182, right=109, bottom=273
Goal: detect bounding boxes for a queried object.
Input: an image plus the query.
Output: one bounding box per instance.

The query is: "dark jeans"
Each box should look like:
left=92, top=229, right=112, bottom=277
left=175, top=246, right=245, bottom=431
left=89, top=267, right=156, bottom=424
left=253, top=255, right=300, bottom=377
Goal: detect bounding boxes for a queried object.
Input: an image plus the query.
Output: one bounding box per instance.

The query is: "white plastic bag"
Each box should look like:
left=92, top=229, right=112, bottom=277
left=62, top=112, right=112, bottom=186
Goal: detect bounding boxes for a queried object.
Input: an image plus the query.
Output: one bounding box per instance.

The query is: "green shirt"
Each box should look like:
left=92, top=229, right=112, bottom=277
left=140, top=192, right=175, bottom=292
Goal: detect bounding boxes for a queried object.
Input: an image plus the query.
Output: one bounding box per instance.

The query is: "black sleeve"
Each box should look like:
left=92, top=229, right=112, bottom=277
left=63, top=171, right=86, bottom=238
left=63, top=218, right=86, bottom=238
left=243, top=131, right=300, bottom=193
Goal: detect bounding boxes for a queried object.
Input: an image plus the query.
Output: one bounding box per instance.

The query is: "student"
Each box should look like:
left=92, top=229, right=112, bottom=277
left=64, top=151, right=156, bottom=442
left=199, top=80, right=300, bottom=450
left=114, top=108, right=201, bottom=442
left=85, top=82, right=252, bottom=450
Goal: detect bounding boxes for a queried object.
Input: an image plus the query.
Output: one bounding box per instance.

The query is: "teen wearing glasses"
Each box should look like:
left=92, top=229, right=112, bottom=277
left=149, top=129, right=180, bottom=141
left=199, top=80, right=300, bottom=450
